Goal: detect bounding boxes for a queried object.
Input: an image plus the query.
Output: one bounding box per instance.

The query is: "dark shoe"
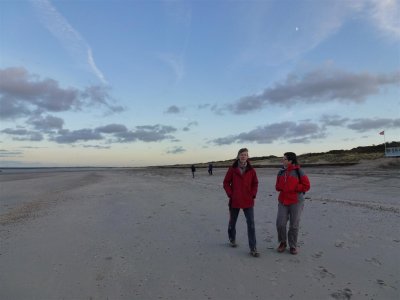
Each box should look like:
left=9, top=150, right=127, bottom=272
left=250, top=249, right=260, bottom=257
left=277, top=242, right=287, bottom=253
left=290, top=247, right=298, bottom=255
left=229, top=240, right=237, bottom=248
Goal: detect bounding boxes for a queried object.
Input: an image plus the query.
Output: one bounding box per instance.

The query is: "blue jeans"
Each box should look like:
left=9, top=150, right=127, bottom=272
left=228, top=207, right=257, bottom=250
left=276, top=201, right=304, bottom=248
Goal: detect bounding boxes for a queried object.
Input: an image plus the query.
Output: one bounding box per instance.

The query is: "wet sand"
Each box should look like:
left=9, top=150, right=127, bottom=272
left=0, top=160, right=399, bottom=299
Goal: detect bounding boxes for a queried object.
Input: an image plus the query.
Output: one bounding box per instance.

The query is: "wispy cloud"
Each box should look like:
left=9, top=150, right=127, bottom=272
left=157, top=53, right=185, bottom=84
left=0, top=149, right=24, bottom=157
left=165, top=105, right=181, bottom=114
left=367, top=0, right=400, bottom=40
left=236, top=0, right=399, bottom=67
left=87, top=48, right=107, bottom=84
left=157, top=1, right=192, bottom=83
left=182, top=121, right=198, bottom=132
left=30, top=0, right=107, bottom=84
left=237, top=1, right=348, bottom=66
left=166, top=146, right=186, bottom=154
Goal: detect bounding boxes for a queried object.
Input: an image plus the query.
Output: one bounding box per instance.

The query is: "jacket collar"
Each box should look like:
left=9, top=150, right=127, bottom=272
left=286, top=163, right=300, bottom=171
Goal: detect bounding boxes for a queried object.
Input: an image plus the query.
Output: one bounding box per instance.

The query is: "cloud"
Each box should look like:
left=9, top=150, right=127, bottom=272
left=0, top=67, right=123, bottom=119
left=320, top=115, right=350, bottom=127
left=165, top=105, right=181, bottom=114
left=237, top=1, right=350, bottom=66
left=2, top=119, right=178, bottom=145
left=95, top=124, right=128, bottom=134
left=211, top=121, right=325, bottom=145
left=319, top=115, right=400, bottom=133
left=85, top=124, right=178, bottom=143
left=166, top=146, right=186, bottom=154
left=87, top=48, right=107, bottom=84
left=0, top=149, right=24, bottom=157
left=30, top=0, right=107, bottom=83
left=182, top=121, right=198, bottom=131
left=116, top=125, right=177, bottom=142
left=198, top=104, right=211, bottom=109
left=210, top=117, right=399, bottom=146
left=1, top=128, right=44, bottom=141
left=367, top=0, right=400, bottom=40
left=28, top=115, right=64, bottom=131
left=157, top=53, right=185, bottom=83
left=224, top=68, right=400, bottom=114
left=81, top=85, right=124, bottom=113
left=0, top=67, right=79, bottom=117
left=157, top=1, right=192, bottom=83
left=0, top=160, right=54, bottom=167
left=51, top=129, right=103, bottom=144
left=82, top=145, right=111, bottom=149
left=237, top=0, right=399, bottom=67
left=347, top=118, right=400, bottom=132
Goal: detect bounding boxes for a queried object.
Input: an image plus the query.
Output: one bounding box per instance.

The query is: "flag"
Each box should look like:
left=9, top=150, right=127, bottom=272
left=379, top=131, right=384, bottom=135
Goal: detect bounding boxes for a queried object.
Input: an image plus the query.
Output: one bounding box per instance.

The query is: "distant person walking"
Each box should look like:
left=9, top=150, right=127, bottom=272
left=208, top=163, right=213, bottom=175
left=223, top=148, right=259, bottom=257
left=191, top=164, right=196, bottom=178
left=275, top=152, right=310, bottom=255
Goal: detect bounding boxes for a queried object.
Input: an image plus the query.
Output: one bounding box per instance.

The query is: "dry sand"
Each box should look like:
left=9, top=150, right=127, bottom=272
left=0, top=159, right=399, bottom=300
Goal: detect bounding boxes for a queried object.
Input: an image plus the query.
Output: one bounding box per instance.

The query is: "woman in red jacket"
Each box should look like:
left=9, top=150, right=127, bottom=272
left=275, top=152, right=310, bottom=255
left=223, top=148, right=259, bottom=257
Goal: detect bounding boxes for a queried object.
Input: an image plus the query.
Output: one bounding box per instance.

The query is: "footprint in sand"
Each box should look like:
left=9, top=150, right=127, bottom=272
left=95, top=273, right=105, bottom=281
left=376, top=279, right=386, bottom=286
left=269, top=276, right=278, bottom=286
left=365, top=257, right=381, bottom=266
left=264, top=237, right=273, bottom=243
left=312, top=251, right=323, bottom=258
left=334, top=240, right=345, bottom=248
left=315, top=266, right=335, bottom=279
left=330, top=288, right=352, bottom=299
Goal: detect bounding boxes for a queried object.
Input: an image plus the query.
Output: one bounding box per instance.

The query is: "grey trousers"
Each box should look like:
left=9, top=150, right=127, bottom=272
left=276, top=201, right=304, bottom=248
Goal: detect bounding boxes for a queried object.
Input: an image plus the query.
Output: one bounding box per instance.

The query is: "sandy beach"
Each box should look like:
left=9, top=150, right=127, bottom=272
left=0, top=160, right=399, bottom=300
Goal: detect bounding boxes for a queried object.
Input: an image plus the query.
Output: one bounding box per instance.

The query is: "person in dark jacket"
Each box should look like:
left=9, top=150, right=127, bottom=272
left=191, top=164, right=196, bottom=178
left=223, top=148, right=259, bottom=257
left=208, top=163, right=213, bottom=175
left=275, top=152, right=310, bottom=255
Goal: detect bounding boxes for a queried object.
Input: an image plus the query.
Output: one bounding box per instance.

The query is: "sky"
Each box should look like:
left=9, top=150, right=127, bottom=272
left=0, top=0, right=399, bottom=167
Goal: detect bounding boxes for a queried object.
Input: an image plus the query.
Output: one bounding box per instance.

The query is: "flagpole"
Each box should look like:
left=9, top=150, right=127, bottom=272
left=383, top=132, right=386, bottom=156
left=379, top=130, right=386, bottom=156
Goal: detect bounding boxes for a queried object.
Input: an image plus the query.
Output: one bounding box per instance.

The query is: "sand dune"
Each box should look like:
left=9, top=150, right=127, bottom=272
left=0, top=163, right=399, bottom=299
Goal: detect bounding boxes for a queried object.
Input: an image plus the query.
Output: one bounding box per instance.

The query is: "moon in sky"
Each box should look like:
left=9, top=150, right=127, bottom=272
left=295, top=27, right=299, bottom=31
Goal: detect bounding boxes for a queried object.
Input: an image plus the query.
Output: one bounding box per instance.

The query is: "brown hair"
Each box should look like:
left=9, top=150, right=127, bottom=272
left=237, top=148, right=248, bottom=158
left=284, top=152, right=298, bottom=165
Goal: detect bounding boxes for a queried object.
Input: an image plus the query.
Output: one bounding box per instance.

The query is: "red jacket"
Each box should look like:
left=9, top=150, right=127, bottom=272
left=223, top=161, right=258, bottom=208
left=275, top=164, right=310, bottom=205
